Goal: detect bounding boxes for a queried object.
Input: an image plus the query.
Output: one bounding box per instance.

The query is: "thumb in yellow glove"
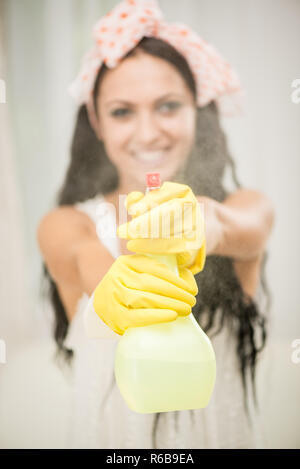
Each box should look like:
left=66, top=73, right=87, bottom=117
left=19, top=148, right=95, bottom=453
left=117, top=182, right=206, bottom=275
left=93, top=254, right=198, bottom=335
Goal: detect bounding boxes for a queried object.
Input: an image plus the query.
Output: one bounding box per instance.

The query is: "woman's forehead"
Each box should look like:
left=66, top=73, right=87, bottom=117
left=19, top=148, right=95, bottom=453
left=98, top=52, right=192, bottom=104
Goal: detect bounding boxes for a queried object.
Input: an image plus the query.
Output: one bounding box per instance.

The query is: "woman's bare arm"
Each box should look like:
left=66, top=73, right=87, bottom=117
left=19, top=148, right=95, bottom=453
left=197, top=189, right=275, bottom=261
left=74, top=237, right=115, bottom=296
left=197, top=189, right=275, bottom=298
left=37, top=207, right=115, bottom=318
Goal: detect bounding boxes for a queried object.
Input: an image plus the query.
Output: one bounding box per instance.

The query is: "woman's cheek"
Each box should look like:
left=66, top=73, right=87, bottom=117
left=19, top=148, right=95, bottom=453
left=106, top=123, right=131, bottom=152
left=167, top=108, right=196, bottom=138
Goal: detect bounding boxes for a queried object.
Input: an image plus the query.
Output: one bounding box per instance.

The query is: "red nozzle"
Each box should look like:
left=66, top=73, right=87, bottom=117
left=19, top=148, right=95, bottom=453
left=146, top=172, right=161, bottom=189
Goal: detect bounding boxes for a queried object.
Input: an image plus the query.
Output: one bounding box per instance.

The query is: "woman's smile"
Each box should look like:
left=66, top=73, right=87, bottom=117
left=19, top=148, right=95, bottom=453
left=131, top=147, right=171, bottom=164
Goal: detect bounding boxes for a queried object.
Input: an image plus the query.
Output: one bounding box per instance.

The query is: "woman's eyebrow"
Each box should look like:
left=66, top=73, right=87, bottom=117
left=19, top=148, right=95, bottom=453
left=104, top=92, right=183, bottom=107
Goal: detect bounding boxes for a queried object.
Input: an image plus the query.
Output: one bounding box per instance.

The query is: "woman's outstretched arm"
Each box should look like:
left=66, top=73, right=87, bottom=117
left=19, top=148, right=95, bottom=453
left=197, top=189, right=275, bottom=298
left=197, top=189, right=275, bottom=261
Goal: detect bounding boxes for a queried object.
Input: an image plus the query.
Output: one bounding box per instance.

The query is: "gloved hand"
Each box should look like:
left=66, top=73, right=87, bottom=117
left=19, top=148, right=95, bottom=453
left=93, top=254, right=198, bottom=335
left=117, top=182, right=206, bottom=275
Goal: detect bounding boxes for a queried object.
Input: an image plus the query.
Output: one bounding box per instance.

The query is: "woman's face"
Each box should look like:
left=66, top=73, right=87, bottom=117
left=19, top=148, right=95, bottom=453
left=95, top=50, right=197, bottom=190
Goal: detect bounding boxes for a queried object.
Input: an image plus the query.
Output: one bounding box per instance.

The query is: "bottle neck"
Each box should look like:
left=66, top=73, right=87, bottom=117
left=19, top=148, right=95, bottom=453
left=146, top=186, right=160, bottom=194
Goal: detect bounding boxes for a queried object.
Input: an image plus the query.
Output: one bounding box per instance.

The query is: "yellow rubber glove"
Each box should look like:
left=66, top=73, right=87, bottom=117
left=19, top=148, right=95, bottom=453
left=117, top=182, right=206, bottom=275
left=93, top=254, right=198, bottom=335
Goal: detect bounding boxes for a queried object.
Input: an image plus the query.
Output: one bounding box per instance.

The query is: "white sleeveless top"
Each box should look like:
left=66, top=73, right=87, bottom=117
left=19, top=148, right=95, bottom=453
left=64, top=194, right=267, bottom=449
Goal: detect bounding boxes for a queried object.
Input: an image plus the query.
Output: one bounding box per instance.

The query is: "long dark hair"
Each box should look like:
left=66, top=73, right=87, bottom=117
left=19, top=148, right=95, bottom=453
left=40, top=37, right=270, bottom=448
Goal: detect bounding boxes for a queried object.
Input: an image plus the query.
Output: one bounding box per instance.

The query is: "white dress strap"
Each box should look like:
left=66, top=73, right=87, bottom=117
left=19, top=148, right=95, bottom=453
left=76, top=194, right=120, bottom=259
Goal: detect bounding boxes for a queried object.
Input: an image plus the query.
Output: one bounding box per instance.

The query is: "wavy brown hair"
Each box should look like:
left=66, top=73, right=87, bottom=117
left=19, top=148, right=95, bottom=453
left=40, top=37, right=270, bottom=448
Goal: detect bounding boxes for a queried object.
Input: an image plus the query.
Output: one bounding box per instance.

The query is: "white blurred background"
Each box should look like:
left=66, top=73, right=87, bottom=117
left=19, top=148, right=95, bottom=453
left=0, top=0, right=299, bottom=448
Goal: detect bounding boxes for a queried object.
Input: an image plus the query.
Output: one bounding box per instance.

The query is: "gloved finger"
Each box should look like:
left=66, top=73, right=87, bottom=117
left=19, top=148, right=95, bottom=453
left=115, top=281, right=193, bottom=316
left=124, top=191, right=144, bottom=212
left=120, top=254, right=197, bottom=294
left=126, top=308, right=178, bottom=329
left=127, top=181, right=190, bottom=217
left=178, top=267, right=199, bottom=296
left=126, top=238, right=188, bottom=254
left=118, top=198, right=188, bottom=240
left=117, top=262, right=196, bottom=307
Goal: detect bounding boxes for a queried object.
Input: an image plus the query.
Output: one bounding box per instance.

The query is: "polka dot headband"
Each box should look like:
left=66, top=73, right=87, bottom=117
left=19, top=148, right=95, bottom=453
left=68, top=0, right=243, bottom=136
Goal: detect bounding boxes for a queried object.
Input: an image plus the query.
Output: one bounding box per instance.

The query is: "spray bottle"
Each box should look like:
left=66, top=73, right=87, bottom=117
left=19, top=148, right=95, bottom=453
left=114, top=173, right=216, bottom=413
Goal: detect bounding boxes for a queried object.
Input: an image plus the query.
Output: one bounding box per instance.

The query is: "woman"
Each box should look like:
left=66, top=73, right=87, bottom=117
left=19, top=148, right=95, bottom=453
left=37, top=0, right=274, bottom=448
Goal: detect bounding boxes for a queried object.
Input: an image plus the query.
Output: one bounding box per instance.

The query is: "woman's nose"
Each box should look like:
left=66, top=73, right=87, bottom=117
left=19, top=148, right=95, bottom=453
left=134, top=111, right=161, bottom=146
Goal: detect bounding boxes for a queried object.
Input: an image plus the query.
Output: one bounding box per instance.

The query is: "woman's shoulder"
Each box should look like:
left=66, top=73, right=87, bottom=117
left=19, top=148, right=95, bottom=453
left=37, top=203, right=97, bottom=240
left=36, top=204, right=99, bottom=279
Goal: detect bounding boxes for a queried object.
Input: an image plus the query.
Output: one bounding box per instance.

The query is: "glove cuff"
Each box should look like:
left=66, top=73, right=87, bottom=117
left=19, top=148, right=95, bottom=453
left=187, top=239, right=206, bottom=275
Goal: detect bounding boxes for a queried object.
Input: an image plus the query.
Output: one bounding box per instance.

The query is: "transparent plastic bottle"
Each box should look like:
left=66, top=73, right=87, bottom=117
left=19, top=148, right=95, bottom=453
left=114, top=173, right=216, bottom=413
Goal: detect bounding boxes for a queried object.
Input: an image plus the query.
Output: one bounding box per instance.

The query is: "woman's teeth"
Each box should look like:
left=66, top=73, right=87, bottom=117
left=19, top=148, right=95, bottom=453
left=134, top=150, right=168, bottom=161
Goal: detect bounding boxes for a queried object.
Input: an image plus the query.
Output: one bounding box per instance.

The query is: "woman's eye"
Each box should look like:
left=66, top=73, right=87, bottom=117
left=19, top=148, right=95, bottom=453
left=110, top=102, right=181, bottom=118
left=159, top=101, right=181, bottom=112
left=111, top=108, right=131, bottom=117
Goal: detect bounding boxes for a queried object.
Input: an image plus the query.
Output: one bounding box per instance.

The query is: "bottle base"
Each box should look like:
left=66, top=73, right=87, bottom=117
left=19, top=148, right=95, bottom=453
left=115, top=356, right=216, bottom=414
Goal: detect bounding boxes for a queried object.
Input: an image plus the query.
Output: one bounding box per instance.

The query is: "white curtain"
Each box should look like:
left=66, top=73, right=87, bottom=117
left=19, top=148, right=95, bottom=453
left=0, top=1, right=34, bottom=355
left=0, top=0, right=299, bottom=448
left=0, top=0, right=113, bottom=449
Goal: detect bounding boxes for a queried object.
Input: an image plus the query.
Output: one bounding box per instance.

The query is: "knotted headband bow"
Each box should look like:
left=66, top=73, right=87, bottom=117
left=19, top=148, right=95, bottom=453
left=69, top=0, right=243, bottom=136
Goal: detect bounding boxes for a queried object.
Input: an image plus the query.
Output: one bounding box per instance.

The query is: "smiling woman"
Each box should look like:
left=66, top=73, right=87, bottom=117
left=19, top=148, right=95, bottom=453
left=37, top=0, right=273, bottom=450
